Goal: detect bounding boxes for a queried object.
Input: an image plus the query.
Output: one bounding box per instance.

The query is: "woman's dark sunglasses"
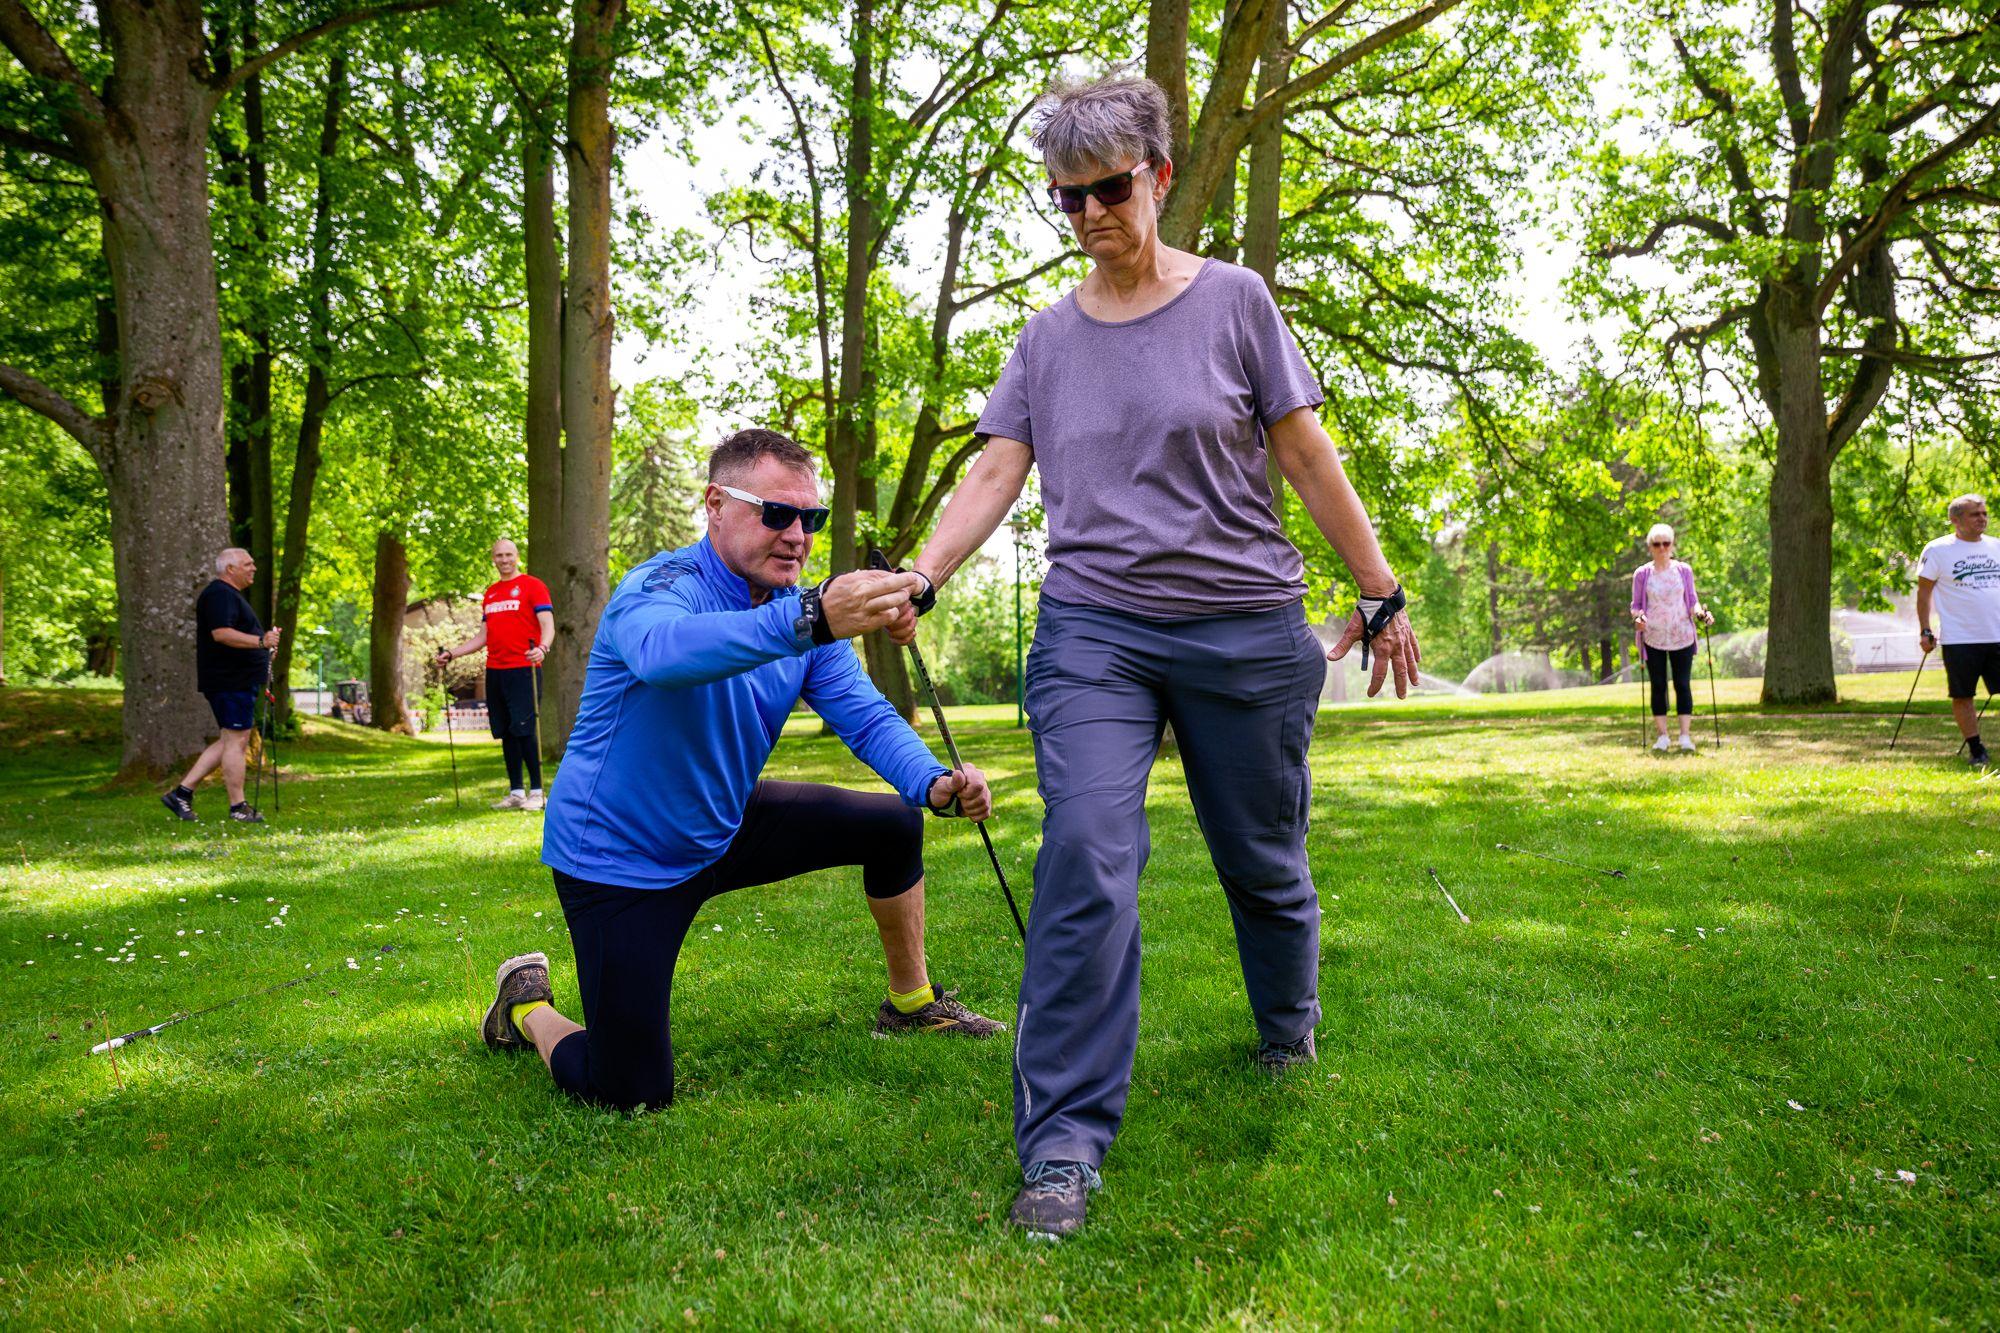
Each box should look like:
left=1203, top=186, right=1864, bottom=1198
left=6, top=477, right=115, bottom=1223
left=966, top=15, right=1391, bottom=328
left=1047, top=162, right=1153, bottom=215
left=718, top=484, right=830, bottom=534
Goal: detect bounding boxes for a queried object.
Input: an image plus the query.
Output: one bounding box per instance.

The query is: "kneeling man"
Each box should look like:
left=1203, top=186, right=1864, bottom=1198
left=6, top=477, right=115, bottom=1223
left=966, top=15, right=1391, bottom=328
left=481, top=428, right=1002, bottom=1108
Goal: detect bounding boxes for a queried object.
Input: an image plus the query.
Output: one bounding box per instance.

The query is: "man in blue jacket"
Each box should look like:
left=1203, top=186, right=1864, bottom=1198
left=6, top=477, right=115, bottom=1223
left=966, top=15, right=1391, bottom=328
left=479, top=428, right=1002, bottom=1110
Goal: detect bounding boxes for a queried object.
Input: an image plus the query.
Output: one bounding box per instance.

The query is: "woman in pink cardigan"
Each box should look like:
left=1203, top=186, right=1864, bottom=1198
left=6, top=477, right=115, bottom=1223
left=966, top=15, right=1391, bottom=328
left=1632, top=523, right=1714, bottom=752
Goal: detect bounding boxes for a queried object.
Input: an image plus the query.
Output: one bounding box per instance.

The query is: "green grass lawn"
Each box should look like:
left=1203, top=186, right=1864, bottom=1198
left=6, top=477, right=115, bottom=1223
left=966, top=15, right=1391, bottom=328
left=1, top=683, right=1995, bottom=1328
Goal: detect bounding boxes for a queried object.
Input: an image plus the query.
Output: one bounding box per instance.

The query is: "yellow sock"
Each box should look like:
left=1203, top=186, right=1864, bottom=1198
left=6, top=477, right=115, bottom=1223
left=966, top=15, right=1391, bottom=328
left=888, top=982, right=935, bottom=1015
left=510, top=1000, right=549, bottom=1033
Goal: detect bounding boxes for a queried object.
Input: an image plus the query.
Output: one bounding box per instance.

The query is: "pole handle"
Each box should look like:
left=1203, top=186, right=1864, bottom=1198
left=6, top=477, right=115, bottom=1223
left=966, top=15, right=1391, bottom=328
left=90, top=1034, right=133, bottom=1056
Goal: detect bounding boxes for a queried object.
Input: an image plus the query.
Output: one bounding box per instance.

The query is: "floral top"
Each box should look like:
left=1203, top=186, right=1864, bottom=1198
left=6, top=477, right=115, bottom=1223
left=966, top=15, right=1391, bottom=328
left=1632, top=560, right=1698, bottom=652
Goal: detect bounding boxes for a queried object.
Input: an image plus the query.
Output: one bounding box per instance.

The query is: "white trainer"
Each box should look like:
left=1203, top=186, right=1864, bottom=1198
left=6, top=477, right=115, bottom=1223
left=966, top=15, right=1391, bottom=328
left=492, top=790, right=528, bottom=810
left=1680, top=736, right=1696, bottom=752
left=1652, top=735, right=1671, bottom=752
left=524, top=789, right=546, bottom=812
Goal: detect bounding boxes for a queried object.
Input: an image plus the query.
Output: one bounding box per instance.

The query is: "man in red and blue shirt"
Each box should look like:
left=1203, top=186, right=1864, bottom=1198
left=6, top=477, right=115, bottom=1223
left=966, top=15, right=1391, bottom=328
left=438, top=539, right=555, bottom=809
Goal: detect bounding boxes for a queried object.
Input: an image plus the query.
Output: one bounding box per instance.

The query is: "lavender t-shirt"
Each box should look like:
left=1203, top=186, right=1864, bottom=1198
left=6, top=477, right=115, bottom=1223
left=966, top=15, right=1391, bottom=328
left=976, top=260, right=1322, bottom=619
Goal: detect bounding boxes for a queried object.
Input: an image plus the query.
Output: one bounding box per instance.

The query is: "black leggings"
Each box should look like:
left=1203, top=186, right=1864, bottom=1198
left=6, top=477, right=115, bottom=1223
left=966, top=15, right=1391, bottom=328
left=547, top=780, right=925, bottom=1110
left=501, top=734, right=542, bottom=791
left=1646, top=642, right=1697, bottom=717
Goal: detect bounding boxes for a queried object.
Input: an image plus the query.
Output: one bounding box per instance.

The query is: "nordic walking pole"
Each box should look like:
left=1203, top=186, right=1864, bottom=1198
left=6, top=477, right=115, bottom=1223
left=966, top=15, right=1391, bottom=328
left=1955, top=693, right=1992, bottom=759
left=434, top=657, right=462, bottom=808
left=267, top=688, right=281, bottom=813
left=1888, top=649, right=1930, bottom=751
left=1701, top=621, right=1721, bottom=750
left=531, top=658, right=545, bottom=790
left=250, top=687, right=264, bottom=812
left=869, top=551, right=1027, bottom=941
left=1425, top=866, right=1470, bottom=924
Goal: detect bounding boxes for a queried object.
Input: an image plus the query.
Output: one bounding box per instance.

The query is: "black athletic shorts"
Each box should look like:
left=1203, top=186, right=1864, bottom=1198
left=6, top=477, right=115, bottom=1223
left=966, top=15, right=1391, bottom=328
left=1942, top=641, right=2000, bottom=699
left=487, top=666, right=539, bottom=739
left=546, top=780, right=926, bottom=1110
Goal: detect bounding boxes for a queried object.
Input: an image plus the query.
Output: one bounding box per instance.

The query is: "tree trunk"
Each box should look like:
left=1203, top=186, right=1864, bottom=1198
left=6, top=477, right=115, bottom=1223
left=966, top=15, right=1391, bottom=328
left=93, top=9, right=233, bottom=776
left=217, top=9, right=275, bottom=629
left=863, top=631, right=914, bottom=718
left=1763, top=309, right=1837, bottom=704
left=548, top=0, right=624, bottom=757
left=369, top=528, right=410, bottom=732
left=1485, top=543, right=1503, bottom=665
left=267, top=55, right=347, bottom=730
left=825, top=0, right=877, bottom=579
left=1243, top=9, right=1288, bottom=513
left=523, top=126, right=563, bottom=582
left=1146, top=0, right=1191, bottom=168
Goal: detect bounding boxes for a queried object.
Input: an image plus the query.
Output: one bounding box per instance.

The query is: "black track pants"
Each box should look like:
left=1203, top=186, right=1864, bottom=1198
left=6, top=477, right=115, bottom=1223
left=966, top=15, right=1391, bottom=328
left=546, top=780, right=924, bottom=1110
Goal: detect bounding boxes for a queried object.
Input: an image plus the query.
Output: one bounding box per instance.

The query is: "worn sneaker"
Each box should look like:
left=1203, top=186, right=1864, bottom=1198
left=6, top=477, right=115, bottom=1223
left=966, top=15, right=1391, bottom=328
left=1651, top=735, right=1671, bottom=752
left=481, top=951, right=554, bottom=1051
left=1680, top=735, right=1697, bottom=752
left=227, top=803, right=265, bottom=824
left=873, top=986, right=1006, bottom=1038
left=492, top=790, right=528, bottom=811
left=523, top=789, right=546, bottom=812
left=159, top=790, right=197, bottom=822
left=1255, top=1030, right=1317, bottom=1074
left=1008, top=1160, right=1101, bottom=1239
left=1970, top=738, right=1990, bottom=768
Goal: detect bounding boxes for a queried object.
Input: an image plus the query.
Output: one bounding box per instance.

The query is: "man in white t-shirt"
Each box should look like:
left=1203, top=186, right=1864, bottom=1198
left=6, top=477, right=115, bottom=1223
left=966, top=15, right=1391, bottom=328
left=1916, top=493, right=1998, bottom=766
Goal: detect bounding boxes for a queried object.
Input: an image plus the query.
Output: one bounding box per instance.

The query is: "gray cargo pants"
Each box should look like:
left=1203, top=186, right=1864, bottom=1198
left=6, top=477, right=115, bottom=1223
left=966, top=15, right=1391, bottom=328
left=1014, top=595, right=1326, bottom=1169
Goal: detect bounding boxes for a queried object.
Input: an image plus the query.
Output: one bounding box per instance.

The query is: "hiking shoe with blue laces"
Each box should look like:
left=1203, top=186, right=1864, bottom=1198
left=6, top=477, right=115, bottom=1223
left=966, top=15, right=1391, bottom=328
left=1008, top=1160, right=1102, bottom=1239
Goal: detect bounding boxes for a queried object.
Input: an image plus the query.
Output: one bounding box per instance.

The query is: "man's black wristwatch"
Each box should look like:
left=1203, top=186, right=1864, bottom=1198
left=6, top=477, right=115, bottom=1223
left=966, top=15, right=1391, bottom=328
left=794, top=579, right=840, bottom=647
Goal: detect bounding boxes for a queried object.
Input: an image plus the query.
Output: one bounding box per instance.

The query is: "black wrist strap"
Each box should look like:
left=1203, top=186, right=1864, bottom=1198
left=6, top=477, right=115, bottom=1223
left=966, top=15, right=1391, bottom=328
left=1355, top=584, right=1407, bottom=669
left=866, top=548, right=937, bottom=615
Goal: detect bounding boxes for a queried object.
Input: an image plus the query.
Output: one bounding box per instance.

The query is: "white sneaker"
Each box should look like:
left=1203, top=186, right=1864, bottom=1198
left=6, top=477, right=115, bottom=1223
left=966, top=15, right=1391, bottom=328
left=492, top=790, right=528, bottom=810
left=1652, top=735, right=1671, bottom=752
left=524, top=789, right=546, bottom=812
left=1680, top=736, right=1696, bottom=752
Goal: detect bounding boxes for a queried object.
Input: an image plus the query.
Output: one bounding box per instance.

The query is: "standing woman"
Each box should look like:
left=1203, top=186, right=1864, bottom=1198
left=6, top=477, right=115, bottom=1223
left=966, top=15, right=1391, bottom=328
left=901, top=73, right=1419, bottom=1238
left=1632, top=523, right=1713, bottom=752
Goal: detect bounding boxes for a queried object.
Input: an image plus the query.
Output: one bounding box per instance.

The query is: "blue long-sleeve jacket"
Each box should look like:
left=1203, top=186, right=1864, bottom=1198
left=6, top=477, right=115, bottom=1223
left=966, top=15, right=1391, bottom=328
left=542, top=538, right=949, bottom=889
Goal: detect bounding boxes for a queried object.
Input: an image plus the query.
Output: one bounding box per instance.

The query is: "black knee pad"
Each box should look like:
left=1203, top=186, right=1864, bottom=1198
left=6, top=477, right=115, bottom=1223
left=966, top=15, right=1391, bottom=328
left=864, top=802, right=926, bottom=899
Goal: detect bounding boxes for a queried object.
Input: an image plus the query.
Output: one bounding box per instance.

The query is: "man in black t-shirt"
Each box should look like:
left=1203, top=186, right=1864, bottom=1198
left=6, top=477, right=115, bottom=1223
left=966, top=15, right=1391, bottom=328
left=160, top=548, right=282, bottom=823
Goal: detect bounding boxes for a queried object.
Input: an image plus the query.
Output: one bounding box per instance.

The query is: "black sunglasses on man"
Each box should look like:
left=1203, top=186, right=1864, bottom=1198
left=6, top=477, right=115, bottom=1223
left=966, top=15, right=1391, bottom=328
left=718, top=484, right=831, bottom=534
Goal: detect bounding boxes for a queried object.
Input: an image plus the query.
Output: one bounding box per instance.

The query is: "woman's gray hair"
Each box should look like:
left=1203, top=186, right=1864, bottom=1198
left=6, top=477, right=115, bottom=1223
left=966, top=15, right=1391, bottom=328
left=1031, top=74, right=1173, bottom=180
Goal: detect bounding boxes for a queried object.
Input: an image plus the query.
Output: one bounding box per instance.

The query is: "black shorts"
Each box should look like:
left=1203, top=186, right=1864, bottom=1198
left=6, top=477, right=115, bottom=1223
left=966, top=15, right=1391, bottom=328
left=486, top=666, right=539, bottom=739
left=1942, top=642, right=2000, bottom=699
left=547, top=780, right=926, bottom=1109
left=206, top=689, right=256, bottom=731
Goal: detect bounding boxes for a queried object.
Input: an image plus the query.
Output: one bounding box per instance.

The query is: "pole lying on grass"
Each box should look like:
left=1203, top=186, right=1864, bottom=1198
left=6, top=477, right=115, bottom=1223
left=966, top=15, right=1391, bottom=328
left=1496, top=843, right=1627, bottom=879
left=1426, top=866, right=1470, bottom=925
left=1888, top=649, right=1930, bottom=751
left=1955, top=694, right=1993, bottom=759
left=89, top=945, right=397, bottom=1055
left=868, top=550, right=1027, bottom=941
left=1701, top=623, right=1721, bottom=750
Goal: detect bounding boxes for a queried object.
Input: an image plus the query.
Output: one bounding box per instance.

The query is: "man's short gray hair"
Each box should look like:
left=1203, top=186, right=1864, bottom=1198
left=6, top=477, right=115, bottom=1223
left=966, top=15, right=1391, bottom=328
left=215, top=547, right=249, bottom=575
left=1031, top=74, right=1173, bottom=180
left=1948, top=493, right=1988, bottom=520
